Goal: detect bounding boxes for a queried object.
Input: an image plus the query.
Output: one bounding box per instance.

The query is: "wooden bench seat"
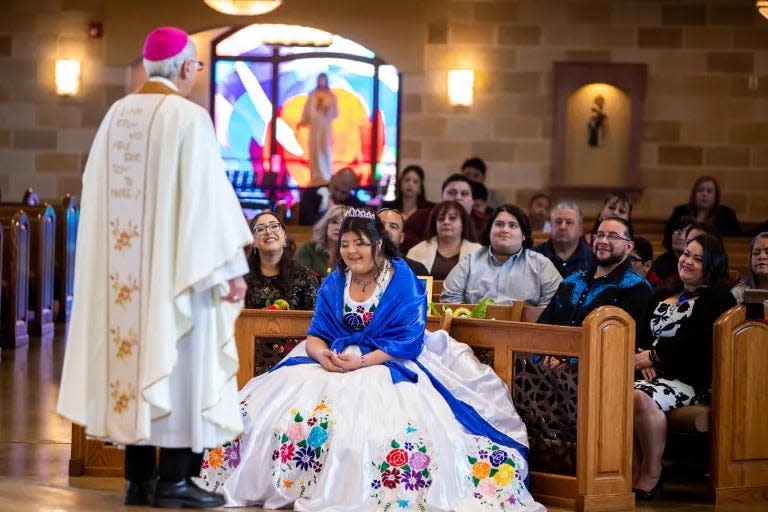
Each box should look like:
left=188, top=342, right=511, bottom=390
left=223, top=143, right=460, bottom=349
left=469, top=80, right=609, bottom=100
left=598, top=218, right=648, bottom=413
left=52, top=194, right=79, bottom=322
left=0, top=208, right=30, bottom=349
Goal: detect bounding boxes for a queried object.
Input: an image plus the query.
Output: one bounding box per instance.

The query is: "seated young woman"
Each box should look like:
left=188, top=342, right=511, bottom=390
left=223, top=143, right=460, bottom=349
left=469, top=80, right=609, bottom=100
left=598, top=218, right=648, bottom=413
left=406, top=200, right=482, bottom=280
left=731, top=231, right=768, bottom=303
left=197, top=207, right=544, bottom=512
left=633, top=233, right=736, bottom=500
left=440, top=205, right=562, bottom=306
left=246, top=211, right=319, bottom=310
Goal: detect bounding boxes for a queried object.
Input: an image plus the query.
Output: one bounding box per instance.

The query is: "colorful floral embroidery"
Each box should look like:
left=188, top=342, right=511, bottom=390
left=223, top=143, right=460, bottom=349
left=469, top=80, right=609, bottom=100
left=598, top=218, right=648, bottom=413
left=343, top=301, right=376, bottom=330
left=467, top=437, right=530, bottom=510
left=198, top=435, right=242, bottom=492
left=109, top=380, right=136, bottom=414
left=370, top=423, right=435, bottom=511
left=110, top=273, right=139, bottom=306
left=110, top=218, right=140, bottom=251
left=270, top=400, right=333, bottom=498
left=111, top=326, right=138, bottom=359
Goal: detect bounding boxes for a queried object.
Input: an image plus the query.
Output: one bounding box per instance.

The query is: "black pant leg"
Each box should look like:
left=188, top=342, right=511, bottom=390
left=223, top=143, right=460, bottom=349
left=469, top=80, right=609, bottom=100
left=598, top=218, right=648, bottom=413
left=158, top=447, right=192, bottom=482
left=124, top=444, right=157, bottom=482
left=188, top=451, right=204, bottom=479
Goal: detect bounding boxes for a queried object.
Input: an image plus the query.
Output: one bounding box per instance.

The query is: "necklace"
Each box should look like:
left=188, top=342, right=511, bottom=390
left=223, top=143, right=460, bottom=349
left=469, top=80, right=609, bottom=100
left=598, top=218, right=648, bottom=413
left=351, top=270, right=380, bottom=292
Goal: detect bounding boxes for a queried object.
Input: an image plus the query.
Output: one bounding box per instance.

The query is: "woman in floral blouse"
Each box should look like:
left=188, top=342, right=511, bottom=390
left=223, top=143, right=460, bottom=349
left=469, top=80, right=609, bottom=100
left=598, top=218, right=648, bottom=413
left=198, top=208, right=543, bottom=512
left=245, top=211, right=318, bottom=310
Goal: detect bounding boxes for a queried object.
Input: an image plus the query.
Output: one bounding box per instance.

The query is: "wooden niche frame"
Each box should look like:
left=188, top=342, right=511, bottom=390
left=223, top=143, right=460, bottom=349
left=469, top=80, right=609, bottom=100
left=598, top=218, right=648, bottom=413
left=551, top=62, right=647, bottom=200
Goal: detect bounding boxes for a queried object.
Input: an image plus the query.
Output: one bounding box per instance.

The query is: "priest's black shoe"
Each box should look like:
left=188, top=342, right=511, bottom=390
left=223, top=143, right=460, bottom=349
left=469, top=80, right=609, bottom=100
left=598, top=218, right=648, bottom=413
left=125, top=479, right=157, bottom=506
left=153, top=479, right=225, bottom=508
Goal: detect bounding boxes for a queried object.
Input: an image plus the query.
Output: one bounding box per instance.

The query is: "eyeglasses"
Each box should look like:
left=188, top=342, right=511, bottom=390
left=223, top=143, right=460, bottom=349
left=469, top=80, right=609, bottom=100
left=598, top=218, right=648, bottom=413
left=254, top=222, right=282, bottom=235
left=594, top=231, right=631, bottom=242
left=190, top=60, right=205, bottom=72
left=628, top=255, right=643, bottom=264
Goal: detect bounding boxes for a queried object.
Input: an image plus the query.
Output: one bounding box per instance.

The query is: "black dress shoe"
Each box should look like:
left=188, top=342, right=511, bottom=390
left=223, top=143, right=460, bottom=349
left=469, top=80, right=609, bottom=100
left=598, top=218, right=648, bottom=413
left=125, top=479, right=157, bottom=506
left=153, top=479, right=225, bottom=509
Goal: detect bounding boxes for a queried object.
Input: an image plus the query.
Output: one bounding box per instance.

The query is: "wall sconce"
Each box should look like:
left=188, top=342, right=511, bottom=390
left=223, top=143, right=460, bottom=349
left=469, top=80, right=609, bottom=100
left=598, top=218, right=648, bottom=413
left=448, top=69, right=474, bottom=107
left=758, top=1, right=768, bottom=19
left=55, top=59, right=81, bottom=96
left=204, top=0, right=282, bottom=15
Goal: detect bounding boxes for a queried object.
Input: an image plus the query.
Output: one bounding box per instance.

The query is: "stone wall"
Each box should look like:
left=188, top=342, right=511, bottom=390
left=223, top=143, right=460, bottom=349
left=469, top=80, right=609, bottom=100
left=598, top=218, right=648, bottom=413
left=1, top=0, right=766, bottom=221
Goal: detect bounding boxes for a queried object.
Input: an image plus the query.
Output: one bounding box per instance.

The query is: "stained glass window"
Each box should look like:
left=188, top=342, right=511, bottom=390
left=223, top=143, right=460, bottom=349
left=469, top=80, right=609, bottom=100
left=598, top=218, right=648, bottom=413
left=212, top=24, right=400, bottom=211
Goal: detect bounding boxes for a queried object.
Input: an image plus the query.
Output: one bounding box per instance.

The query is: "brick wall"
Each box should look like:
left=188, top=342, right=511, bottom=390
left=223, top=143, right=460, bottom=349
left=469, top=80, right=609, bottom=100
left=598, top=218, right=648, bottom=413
left=0, top=0, right=766, bottom=222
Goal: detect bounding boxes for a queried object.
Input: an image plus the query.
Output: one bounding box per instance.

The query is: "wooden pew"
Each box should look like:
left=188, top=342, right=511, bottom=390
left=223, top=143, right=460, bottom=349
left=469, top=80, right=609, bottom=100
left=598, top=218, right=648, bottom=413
left=52, top=194, right=79, bottom=322
left=230, top=306, right=636, bottom=511
left=709, top=290, right=768, bottom=504
left=0, top=209, right=30, bottom=348
left=67, top=305, right=636, bottom=512
left=21, top=204, right=56, bottom=339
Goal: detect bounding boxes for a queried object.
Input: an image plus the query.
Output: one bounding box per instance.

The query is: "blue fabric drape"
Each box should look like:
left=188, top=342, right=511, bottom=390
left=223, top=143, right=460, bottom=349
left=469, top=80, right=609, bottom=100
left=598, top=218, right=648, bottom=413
left=270, top=258, right=529, bottom=461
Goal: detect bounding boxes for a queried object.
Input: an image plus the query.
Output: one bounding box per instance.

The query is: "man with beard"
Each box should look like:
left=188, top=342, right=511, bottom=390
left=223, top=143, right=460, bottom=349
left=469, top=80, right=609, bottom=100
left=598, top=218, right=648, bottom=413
left=538, top=217, right=652, bottom=330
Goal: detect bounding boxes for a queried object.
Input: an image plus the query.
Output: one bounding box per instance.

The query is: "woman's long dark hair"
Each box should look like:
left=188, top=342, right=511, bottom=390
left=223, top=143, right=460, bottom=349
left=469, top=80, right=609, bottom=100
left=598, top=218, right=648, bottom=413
left=248, top=211, right=298, bottom=297
left=391, top=165, right=432, bottom=210
left=687, top=233, right=729, bottom=287
left=335, top=210, right=399, bottom=273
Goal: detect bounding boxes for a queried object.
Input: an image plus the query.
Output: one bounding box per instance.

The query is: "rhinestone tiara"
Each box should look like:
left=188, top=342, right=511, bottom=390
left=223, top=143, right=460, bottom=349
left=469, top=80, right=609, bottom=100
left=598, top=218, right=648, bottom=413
left=344, top=207, right=376, bottom=220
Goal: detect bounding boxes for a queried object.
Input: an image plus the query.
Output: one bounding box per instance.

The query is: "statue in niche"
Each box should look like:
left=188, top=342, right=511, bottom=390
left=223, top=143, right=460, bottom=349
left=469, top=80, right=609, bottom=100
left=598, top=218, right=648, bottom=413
left=587, top=94, right=606, bottom=147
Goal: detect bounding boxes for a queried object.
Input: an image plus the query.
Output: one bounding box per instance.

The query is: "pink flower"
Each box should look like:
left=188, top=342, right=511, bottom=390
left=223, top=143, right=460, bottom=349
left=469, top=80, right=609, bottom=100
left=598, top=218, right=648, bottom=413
left=286, top=422, right=307, bottom=443
left=478, top=478, right=497, bottom=497
left=409, top=451, right=431, bottom=471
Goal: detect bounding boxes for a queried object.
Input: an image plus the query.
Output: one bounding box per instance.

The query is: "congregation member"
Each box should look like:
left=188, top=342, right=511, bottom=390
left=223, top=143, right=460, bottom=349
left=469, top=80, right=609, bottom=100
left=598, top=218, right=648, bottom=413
left=461, top=156, right=504, bottom=209
left=470, top=181, right=493, bottom=216
left=440, top=205, right=561, bottom=306
left=380, top=164, right=434, bottom=221
left=538, top=217, right=653, bottom=330
left=663, top=175, right=742, bottom=238
left=587, top=192, right=633, bottom=242
left=633, top=234, right=736, bottom=500
left=377, top=207, right=429, bottom=275
left=296, top=204, right=345, bottom=278
left=198, top=208, right=545, bottom=512
left=527, top=192, right=552, bottom=232
left=649, top=215, right=691, bottom=292
left=534, top=201, right=595, bottom=278
left=731, top=231, right=768, bottom=303
left=298, top=167, right=364, bottom=225
left=402, top=173, right=486, bottom=252
left=406, top=200, right=482, bottom=280
left=57, top=26, right=253, bottom=508
left=630, top=236, right=654, bottom=278
left=245, top=211, right=319, bottom=310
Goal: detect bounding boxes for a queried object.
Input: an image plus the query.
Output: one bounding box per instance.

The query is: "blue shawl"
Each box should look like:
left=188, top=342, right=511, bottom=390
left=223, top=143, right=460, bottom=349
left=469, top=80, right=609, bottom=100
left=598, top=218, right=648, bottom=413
left=270, top=257, right=529, bottom=460
left=272, top=257, right=426, bottom=383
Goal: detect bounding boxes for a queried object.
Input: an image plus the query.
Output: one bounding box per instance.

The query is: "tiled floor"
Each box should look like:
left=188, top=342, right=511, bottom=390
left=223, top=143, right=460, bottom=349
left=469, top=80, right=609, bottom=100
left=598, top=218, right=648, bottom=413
left=0, top=326, right=763, bottom=511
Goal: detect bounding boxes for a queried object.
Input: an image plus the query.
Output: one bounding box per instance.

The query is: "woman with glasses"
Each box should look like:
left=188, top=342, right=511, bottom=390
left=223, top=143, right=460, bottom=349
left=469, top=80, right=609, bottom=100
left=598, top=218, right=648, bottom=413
left=245, top=211, right=319, bottom=310
left=633, top=234, right=736, bottom=500
left=649, top=215, right=692, bottom=291
left=198, top=208, right=544, bottom=512
left=296, top=204, right=345, bottom=278
left=406, top=200, right=481, bottom=280
left=731, top=231, right=768, bottom=303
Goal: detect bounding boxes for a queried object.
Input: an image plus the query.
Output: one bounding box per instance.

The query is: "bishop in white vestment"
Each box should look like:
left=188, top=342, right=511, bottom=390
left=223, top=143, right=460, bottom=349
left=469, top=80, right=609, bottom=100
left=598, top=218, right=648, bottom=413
left=56, top=26, right=253, bottom=508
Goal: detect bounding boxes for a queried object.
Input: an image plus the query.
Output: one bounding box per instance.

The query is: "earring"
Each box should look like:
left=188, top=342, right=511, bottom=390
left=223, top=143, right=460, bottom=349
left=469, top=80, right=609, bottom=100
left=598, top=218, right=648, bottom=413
left=283, top=242, right=287, bottom=248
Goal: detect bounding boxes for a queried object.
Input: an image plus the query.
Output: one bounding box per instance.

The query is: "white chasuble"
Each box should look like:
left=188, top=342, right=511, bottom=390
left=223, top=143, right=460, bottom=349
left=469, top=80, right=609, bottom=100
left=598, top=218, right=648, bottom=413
left=57, top=79, right=253, bottom=451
